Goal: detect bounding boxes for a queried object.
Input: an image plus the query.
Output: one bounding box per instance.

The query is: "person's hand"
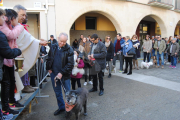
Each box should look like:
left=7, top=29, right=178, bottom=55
left=91, top=54, right=94, bottom=58
left=88, top=55, right=91, bottom=59
left=133, top=45, right=136, bottom=48
left=54, top=73, right=63, bottom=80
left=126, top=53, right=128, bottom=56
left=41, top=58, right=43, bottom=63
left=118, top=51, right=121, bottom=53
left=42, top=54, right=45, bottom=56
left=175, top=53, right=177, bottom=55
left=111, top=59, right=113, bottom=61
left=157, top=47, right=159, bottom=50
left=147, top=51, right=149, bottom=53
left=114, top=53, right=116, bottom=56
left=39, top=39, right=48, bottom=46
left=165, top=51, right=167, bottom=53
left=143, top=47, right=145, bottom=49
left=48, top=70, right=52, bottom=74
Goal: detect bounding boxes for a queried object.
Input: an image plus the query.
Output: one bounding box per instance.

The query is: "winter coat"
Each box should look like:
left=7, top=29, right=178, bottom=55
left=166, top=42, right=179, bottom=56
left=121, top=39, right=133, bottom=57
left=132, top=40, right=140, bottom=58
left=0, top=31, right=22, bottom=81
left=114, top=38, right=125, bottom=53
left=70, top=58, right=84, bottom=78
left=103, top=41, right=114, bottom=61
left=154, top=40, right=166, bottom=55
left=142, top=39, right=152, bottom=52
left=46, top=43, right=74, bottom=80
left=48, top=39, right=58, bottom=48
left=89, top=40, right=107, bottom=70
left=40, top=46, right=47, bottom=56
left=0, top=22, right=23, bottom=67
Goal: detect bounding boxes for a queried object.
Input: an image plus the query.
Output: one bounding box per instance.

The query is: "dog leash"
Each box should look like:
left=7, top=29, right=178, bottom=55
left=56, top=78, right=66, bottom=93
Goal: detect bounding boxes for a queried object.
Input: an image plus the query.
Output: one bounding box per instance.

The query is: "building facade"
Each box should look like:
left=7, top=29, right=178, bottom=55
left=1, top=0, right=180, bottom=44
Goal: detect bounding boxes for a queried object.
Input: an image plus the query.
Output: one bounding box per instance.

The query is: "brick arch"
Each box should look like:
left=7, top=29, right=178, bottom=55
left=134, top=14, right=167, bottom=37
left=174, top=20, right=180, bottom=35
left=67, top=6, right=122, bottom=33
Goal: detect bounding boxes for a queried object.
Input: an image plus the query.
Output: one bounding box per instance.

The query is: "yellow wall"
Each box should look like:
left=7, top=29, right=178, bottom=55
left=155, top=22, right=161, bottom=35
left=175, top=26, right=180, bottom=35
left=75, top=13, right=115, bottom=31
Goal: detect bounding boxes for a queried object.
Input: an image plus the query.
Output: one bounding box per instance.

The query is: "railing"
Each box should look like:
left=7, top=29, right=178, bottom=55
left=175, top=0, right=180, bottom=9
left=36, top=54, right=49, bottom=98
left=149, top=0, right=173, bottom=5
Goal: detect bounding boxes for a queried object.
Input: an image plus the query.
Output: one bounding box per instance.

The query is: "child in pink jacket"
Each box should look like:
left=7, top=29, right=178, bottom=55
left=0, top=9, right=24, bottom=115
left=70, top=49, right=84, bottom=90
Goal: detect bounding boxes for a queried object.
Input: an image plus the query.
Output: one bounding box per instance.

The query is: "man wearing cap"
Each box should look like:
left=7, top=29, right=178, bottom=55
left=113, top=33, right=125, bottom=72
left=48, top=35, right=58, bottom=48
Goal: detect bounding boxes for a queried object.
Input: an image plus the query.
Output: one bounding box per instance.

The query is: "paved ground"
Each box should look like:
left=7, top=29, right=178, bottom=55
left=17, top=64, right=180, bottom=120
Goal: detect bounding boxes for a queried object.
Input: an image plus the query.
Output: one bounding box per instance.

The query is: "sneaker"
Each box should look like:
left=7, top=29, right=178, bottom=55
left=156, top=65, right=160, bottom=68
left=2, top=109, right=19, bottom=115
left=119, top=70, right=123, bottom=73
left=2, top=114, right=13, bottom=120
left=161, top=66, right=164, bottom=69
left=84, top=82, right=87, bottom=86
left=172, top=66, right=176, bottom=69
left=169, top=65, right=172, bottom=68
left=88, top=81, right=93, bottom=85
left=9, top=101, right=24, bottom=110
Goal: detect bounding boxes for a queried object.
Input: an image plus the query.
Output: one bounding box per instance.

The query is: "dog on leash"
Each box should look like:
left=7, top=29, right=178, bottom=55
left=141, top=61, right=153, bottom=69
left=65, top=88, right=88, bottom=120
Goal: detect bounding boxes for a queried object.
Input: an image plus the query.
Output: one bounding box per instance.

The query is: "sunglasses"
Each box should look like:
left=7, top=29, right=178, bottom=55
left=107, top=38, right=111, bottom=40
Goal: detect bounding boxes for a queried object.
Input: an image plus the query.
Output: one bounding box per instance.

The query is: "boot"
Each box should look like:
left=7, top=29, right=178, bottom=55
left=22, top=86, right=34, bottom=93
left=133, top=59, right=136, bottom=69
left=108, top=73, right=111, bottom=78
left=136, top=60, right=139, bottom=70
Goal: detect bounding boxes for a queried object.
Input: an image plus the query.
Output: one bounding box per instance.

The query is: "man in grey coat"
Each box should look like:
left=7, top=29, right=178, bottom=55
left=88, top=34, right=107, bottom=96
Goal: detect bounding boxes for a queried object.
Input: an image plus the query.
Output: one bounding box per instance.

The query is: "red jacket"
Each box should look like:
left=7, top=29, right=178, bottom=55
left=70, top=58, right=84, bottom=79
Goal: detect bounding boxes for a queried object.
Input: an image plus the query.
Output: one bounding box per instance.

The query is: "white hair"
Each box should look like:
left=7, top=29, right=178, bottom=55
left=59, top=32, right=68, bottom=40
left=13, top=5, right=26, bottom=13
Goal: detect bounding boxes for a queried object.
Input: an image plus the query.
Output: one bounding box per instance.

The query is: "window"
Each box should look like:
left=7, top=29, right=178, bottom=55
left=86, top=17, right=96, bottom=30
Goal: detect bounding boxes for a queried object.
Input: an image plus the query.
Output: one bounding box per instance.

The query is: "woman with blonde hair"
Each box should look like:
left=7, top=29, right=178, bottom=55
left=103, top=35, right=114, bottom=78
left=79, top=37, right=93, bottom=86
left=131, top=35, right=140, bottom=70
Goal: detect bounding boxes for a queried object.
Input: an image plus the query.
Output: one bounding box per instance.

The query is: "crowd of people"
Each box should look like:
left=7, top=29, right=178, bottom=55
left=0, top=4, right=180, bottom=120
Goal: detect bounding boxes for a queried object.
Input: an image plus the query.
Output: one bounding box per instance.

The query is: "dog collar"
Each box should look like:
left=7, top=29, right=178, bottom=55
left=65, top=102, right=76, bottom=112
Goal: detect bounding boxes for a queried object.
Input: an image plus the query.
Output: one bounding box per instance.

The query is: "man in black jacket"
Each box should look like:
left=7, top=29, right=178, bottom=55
left=88, top=34, right=107, bottom=96
left=48, top=35, right=58, bottom=48
left=0, top=8, right=22, bottom=117
left=46, top=32, right=74, bottom=116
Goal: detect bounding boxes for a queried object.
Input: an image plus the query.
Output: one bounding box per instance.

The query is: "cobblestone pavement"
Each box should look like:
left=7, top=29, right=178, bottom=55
left=114, top=59, right=180, bottom=83
left=17, top=73, right=180, bottom=120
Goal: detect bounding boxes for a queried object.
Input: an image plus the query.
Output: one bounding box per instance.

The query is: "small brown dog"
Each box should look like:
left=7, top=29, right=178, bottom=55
left=153, top=56, right=161, bottom=67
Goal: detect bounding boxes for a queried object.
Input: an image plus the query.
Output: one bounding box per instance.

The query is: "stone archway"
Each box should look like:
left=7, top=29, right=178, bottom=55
left=67, top=6, right=122, bottom=36
left=174, top=20, right=180, bottom=36
left=134, top=14, right=167, bottom=38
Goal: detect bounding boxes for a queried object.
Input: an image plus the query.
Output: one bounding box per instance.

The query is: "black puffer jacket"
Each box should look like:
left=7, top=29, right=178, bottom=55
left=0, top=31, right=21, bottom=81
left=46, top=43, right=74, bottom=80
left=90, top=41, right=107, bottom=70
left=103, top=41, right=114, bottom=61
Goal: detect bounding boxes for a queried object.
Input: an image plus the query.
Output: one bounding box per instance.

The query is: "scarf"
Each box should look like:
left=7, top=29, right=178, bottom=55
left=65, top=102, right=76, bottom=112
left=115, top=39, right=121, bottom=53
left=105, top=41, right=110, bottom=48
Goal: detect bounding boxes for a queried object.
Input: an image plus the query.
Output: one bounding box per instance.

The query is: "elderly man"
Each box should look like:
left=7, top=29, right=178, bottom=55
left=88, top=34, right=107, bottom=96
left=46, top=33, right=74, bottom=116
left=12, top=5, right=47, bottom=93
left=154, top=35, right=166, bottom=68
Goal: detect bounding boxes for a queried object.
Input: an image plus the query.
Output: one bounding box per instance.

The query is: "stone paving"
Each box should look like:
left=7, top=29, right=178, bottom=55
left=17, top=74, right=180, bottom=120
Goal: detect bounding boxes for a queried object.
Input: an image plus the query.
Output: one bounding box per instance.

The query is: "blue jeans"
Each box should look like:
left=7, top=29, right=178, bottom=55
left=149, top=49, right=155, bottom=61
left=165, top=53, right=168, bottom=62
left=156, top=52, right=164, bottom=66
left=50, top=72, right=71, bottom=110
left=170, top=56, right=177, bottom=66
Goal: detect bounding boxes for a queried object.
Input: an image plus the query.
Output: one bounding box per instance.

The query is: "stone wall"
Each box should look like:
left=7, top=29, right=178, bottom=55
left=70, top=30, right=117, bottom=45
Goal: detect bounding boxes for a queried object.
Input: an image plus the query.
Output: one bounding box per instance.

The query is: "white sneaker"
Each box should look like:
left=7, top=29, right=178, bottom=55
left=88, top=81, right=93, bottom=85
left=84, top=82, right=87, bottom=86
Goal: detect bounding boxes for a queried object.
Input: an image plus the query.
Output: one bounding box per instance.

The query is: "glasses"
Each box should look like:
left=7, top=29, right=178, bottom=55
left=107, top=38, right=111, bottom=40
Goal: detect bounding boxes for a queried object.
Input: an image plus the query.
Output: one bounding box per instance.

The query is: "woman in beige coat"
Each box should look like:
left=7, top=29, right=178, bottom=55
left=142, top=35, right=152, bottom=62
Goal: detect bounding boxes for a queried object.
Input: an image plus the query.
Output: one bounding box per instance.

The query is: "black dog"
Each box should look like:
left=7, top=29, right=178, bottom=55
left=65, top=88, right=88, bottom=120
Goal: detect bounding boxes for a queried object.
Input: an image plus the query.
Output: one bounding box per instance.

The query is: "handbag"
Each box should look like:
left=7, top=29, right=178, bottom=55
left=89, top=58, right=101, bottom=75
left=127, top=47, right=136, bottom=55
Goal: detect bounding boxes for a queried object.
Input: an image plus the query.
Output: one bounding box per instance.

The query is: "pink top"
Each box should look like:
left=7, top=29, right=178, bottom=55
left=0, top=22, right=24, bottom=67
left=70, top=59, right=84, bottom=79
